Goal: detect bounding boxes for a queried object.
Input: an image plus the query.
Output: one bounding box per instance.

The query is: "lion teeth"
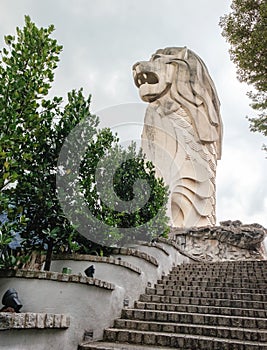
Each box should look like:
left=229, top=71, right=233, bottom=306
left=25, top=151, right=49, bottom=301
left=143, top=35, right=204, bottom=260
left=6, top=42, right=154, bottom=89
left=136, top=72, right=154, bottom=87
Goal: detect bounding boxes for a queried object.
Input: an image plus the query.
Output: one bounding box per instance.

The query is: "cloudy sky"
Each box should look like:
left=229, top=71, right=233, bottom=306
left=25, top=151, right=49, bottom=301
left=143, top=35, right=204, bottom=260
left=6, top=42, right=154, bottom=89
left=1, top=0, right=266, bottom=228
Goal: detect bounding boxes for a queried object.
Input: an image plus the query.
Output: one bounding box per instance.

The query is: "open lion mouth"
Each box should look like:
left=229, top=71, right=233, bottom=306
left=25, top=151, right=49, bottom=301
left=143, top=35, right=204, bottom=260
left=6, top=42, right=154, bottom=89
left=133, top=71, right=159, bottom=88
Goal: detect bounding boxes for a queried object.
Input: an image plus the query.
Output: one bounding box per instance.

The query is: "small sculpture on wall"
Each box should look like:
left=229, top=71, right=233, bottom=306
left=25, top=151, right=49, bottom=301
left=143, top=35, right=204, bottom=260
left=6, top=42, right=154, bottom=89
left=1, top=288, right=23, bottom=312
left=84, top=265, right=95, bottom=278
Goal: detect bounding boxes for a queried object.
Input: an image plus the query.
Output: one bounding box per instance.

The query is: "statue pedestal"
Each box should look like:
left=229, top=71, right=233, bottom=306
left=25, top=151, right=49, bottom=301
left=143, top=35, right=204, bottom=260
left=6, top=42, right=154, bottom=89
left=170, top=220, right=267, bottom=262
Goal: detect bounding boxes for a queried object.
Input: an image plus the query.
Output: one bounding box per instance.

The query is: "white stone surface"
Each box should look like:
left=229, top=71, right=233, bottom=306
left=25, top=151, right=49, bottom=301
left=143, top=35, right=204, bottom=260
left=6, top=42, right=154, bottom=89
left=133, top=47, right=223, bottom=228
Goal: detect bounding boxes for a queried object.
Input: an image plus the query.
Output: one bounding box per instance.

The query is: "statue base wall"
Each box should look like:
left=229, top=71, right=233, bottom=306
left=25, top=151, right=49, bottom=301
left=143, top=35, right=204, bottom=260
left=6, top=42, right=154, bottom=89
left=170, top=220, right=267, bottom=262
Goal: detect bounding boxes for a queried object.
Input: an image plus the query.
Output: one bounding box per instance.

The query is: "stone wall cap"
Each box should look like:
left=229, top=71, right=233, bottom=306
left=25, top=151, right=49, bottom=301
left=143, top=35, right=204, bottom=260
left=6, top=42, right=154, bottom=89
left=141, top=242, right=170, bottom=256
left=0, top=269, right=115, bottom=290
left=52, top=254, right=141, bottom=275
left=110, top=248, right=159, bottom=267
left=0, top=312, right=70, bottom=330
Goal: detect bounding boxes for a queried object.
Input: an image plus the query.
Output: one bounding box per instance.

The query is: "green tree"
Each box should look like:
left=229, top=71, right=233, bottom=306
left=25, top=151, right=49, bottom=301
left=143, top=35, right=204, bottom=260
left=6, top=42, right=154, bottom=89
left=77, top=142, right=169, bottom=246
left=0, top=16, right=64, bottom=269
left=0, top=16, right=169, bottom=270
left=219, top=0, right=267, bottom=150
left=0, top=16, right=116, bottom=269
left=0, top=16, right=62, bottom=195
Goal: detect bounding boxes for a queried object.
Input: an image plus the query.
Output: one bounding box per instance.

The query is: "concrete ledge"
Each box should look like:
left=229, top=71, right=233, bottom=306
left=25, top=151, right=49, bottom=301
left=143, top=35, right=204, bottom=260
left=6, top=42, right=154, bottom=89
left=141, top=242, right=170, bottom=256
left=0, top=312, right=70, bottom=330
left=157, top=237, right=201, bottom=262
left=52, top=254, right=141, bottom=275
left=0, top=269, right=115, bottom=290
left=110, top=248, right=159, bottom=267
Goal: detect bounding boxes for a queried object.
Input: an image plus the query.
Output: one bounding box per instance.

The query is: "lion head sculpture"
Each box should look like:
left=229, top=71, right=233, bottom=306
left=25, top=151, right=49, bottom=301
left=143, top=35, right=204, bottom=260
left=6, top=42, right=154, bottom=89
left=133, top=47, right=223, bottom=227
left=133, top=47, right=222, bottom=159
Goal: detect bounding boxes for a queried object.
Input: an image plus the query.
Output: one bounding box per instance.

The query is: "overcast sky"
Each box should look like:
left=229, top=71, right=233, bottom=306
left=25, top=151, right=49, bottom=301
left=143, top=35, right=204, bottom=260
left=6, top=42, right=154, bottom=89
left=1, top=0, right=266, bottom=228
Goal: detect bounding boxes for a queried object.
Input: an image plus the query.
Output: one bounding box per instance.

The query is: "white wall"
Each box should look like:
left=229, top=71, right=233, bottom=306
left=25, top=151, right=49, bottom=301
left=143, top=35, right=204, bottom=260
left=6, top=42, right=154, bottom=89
left=0, top=242, right=192, bottom=350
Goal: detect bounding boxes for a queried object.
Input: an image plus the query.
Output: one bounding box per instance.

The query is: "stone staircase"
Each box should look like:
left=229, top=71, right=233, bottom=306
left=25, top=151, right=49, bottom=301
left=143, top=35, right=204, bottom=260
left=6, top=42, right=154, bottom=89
left=79, top=260, right=267, bottom=349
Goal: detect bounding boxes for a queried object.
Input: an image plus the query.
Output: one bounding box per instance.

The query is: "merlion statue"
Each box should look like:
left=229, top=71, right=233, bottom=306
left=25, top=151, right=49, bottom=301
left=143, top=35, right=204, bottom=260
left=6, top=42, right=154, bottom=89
left=133, top=47, right=223, bottom=227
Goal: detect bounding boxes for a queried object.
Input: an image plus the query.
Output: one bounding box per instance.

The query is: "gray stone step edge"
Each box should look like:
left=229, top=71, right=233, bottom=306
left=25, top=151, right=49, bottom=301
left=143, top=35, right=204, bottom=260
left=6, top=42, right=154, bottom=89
left=145, top=287, right=267, bottom=300
left=172, top=260, right=267, bottom=267
left=134, top=301, right=267, bottom=317
left=154, top=285, right=267, bottom=293
left=103, top=328, right=267, bottom=347
left=79, top=341, right=175, bottom=350
left=156, top=280, right=267, bottom=287
left=139, top=293, right=267, bottom=309
left=121, top=308, right=267, bottom=328
left=113, top=318, right=267, bottom=339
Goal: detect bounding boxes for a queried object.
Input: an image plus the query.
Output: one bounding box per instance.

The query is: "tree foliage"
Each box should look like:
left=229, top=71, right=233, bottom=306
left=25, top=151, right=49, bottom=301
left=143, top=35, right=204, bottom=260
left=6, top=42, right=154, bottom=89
left=0, top=16, right=169, bottom=270
left=219, top=0, right=267, bottom=149
left=0, top=16, right=61, bottom=193
left=78, top=143, right=169, bottom=246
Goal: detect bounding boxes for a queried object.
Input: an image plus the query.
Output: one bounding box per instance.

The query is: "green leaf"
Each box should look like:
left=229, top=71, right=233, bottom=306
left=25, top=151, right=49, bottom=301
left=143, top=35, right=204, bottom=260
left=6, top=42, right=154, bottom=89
left=4, top=35, right=14, bottom=45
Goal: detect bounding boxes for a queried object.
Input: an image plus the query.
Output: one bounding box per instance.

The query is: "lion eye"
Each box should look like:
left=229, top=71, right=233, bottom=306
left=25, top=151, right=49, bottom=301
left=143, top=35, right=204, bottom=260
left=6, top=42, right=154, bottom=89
left=152, top=54, right=161, bottom=61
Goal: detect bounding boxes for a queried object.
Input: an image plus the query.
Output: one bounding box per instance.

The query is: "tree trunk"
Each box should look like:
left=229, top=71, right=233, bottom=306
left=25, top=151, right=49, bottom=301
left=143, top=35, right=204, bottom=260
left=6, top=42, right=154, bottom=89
left=43, top=239, right=53, bottom=271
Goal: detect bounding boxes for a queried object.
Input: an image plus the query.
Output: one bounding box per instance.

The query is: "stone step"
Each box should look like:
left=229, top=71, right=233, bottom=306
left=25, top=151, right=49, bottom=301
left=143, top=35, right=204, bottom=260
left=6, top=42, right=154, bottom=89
left=134, top=301, right=267, bottom=318
left=155, top=284, right=267, bottom=294
left=79, top=341, right=174, bottom=349
left=170, top=273, right=267, bottom=280
left=171, top=268, right=267, bottom=274
left=103, top=328, right=267, bottom=349
left=145, top=287, right=267, bottom=301
left=161, top=276, right=267, bottom=283
left=80, top=261, right=267, bottom=350
left=171, top=264, right=267, bottom=274
left=113, top=319, right=267, bottom=342
left=172, top=265, right=267, bottom=272
left=171, top=265, right=267, bottom=269
left=163, top=273, right=267, bottom=280
left=161, top=272, right=267, bottom=279
left=121, top=308, right=267, bottom=329
left=156, top=282, right=267, bottom=292
left=172, top=261, right=267, bottom=267
left=139, top=293, right=267, bottom=310
left=170, top=265, right=267, bottom=270
left=163, top=276, right=267, bottom=284
left=170, top=266, right=267, bottom=276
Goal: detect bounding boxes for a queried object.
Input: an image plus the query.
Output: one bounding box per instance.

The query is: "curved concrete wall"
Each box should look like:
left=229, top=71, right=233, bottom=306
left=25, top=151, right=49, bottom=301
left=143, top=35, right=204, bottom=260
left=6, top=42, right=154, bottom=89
left=50, top=259, right=143, bottom=307
left=0, top=241, right=193, bottom=350
left=0, top=276, right=124, bottom=349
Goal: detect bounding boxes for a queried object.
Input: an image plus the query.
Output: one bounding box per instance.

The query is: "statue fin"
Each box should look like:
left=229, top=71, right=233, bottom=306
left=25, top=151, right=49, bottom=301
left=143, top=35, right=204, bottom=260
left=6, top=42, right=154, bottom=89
left=181, top=46, right=188, bottom=60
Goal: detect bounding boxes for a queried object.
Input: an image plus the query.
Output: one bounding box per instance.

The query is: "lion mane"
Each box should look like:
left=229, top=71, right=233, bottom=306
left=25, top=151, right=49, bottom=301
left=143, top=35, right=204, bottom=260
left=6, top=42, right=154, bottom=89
left=155, top=47, right=222, bottom=159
